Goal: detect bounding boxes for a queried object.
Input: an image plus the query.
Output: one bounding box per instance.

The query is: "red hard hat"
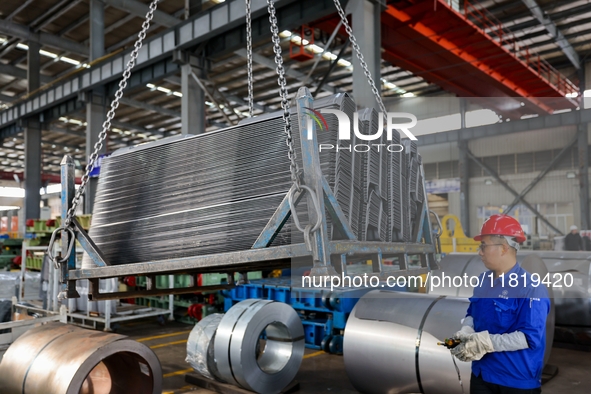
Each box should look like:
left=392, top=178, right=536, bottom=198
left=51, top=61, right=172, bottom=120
left=474, top=214, right=526, bottom=244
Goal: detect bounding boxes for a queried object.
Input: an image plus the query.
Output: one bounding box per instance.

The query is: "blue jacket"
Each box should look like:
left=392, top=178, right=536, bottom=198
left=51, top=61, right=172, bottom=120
left=467, top=263, right=550, bottom=389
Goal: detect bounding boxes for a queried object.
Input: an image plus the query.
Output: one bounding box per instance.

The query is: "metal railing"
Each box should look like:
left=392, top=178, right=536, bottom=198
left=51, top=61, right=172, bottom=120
left=463, top=0, right=578, bottom=97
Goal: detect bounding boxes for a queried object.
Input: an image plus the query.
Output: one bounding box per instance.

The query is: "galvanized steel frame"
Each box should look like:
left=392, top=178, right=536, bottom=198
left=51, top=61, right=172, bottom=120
left=58, top=88, right=437, bottom=300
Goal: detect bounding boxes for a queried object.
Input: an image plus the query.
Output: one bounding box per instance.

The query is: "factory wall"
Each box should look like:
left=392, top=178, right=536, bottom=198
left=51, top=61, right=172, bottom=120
left=420, top=125, right=591, bottom=236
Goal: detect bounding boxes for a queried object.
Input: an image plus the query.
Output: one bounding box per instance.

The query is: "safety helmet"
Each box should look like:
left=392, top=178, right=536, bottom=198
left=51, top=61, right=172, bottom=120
left=474, top=214, right=526, bottom=244
left=570, top=225, right=578, bottom=231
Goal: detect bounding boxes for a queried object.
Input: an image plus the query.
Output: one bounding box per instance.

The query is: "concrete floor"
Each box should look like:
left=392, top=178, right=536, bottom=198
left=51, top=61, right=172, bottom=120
left=118, top=319, right=591, bottom=394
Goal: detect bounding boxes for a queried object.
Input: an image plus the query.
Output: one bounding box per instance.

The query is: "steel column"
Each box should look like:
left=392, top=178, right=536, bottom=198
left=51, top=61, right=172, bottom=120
left=24, top=41, right=41, bottom=225
left=85, top=0, right=106, bottom=214
left=458, top=140, right=470, bottom=236
left=458, top=98, right=469, bottom=234
left=350, top=0, right=381, bottom=110
left=181, top=63, right=205, bottom=135
left=578, top=123, right=590, bottom=230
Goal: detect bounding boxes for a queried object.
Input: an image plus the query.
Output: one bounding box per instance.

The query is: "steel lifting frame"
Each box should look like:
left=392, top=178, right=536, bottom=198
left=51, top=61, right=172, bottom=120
left=57, top=87, right=438, bottom=301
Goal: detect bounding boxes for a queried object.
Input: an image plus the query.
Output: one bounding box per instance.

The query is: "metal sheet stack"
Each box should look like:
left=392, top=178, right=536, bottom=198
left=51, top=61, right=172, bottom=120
left=388, top=126, right=403, bottom=242
left=357, top=108, right=389, bottom=242
left=83, top=93, right=427, bottom=266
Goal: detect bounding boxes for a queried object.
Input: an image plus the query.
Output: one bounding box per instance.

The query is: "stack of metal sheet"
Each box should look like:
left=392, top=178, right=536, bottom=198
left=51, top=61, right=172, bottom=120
left=83, top=93, right=427, bottom=266
left=388, top=128, right=403, bottom=242
left=358, top=108, right=389, bottom=242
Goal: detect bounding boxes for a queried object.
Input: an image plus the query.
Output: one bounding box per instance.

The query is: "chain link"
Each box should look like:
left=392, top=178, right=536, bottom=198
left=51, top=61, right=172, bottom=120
left=332, top=0, right=388, bottom=118
left=246, top=0, right=254, bottom=117
left=267, top=0, right=301, bottom=191
left=63, top=0, right=159, bottom=228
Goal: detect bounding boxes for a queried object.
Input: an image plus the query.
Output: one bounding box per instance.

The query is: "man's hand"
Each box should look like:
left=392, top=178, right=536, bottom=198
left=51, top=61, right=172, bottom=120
left=451, top=331, right=494, bottom=362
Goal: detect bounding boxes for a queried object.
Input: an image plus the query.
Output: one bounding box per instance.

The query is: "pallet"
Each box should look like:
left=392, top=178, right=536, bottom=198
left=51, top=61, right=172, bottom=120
left=185, top=373, right=300, bottom=394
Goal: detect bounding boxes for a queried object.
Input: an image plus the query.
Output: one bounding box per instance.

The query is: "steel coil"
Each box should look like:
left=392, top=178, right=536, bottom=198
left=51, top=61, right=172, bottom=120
left=214, top=299, right=305, bottom=393
left=344, top=291, right=472, bottom=394
left=428, top=253, right=555, bottom=365
left=0, top=322, right=162, bottom=394
left=185, top=313, right=224, bottom=381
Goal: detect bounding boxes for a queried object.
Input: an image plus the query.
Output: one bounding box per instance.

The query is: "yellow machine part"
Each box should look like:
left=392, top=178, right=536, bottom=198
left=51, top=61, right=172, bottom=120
left=439, top=214, right=480, bottom=253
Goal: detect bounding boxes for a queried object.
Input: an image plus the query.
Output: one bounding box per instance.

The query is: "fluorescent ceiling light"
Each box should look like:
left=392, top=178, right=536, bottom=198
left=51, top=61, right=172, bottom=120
left=60, top=57, right=80, bottom=65
left=0, top=206, right=20, bottom=210
left=0, top=187, right=25, bottom=198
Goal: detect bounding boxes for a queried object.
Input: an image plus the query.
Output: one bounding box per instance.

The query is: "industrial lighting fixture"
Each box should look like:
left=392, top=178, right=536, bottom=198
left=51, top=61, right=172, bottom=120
left=566, top=171, right=576, bottom=179
left=484, top=179, right=493, bottom=185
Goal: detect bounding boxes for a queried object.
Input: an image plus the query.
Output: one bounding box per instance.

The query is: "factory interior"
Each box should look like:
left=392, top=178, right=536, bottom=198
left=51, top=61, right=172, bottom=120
left=0, top=0, right=590, bottom=393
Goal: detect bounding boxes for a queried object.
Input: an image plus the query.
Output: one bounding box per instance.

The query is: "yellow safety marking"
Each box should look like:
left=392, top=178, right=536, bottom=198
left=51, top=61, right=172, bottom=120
left=137, top=330, right=191, bottom=342
left=303, top=350, right=325, bottom=359
left=150, top=339, right=188, bottom=349
left=162, top=384, right=194, bottom=393
left=163, top=368, right=193, bottom=378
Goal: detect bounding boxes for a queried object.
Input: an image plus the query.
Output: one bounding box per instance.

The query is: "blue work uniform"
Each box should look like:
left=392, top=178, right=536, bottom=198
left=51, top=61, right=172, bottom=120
left=467, top=263, right=550, bottom=390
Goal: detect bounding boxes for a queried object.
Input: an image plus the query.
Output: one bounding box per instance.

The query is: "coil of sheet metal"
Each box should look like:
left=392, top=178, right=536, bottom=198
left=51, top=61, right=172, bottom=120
left=82, top=92, right=425, bottom=267
left=0, top=322, right=162, bottom=394
left=428, top=253, right=556, bottom=365
left=185, top=313, right=225, bottom=381
left=344, top=291, right=472, bottom=394
left=213, top=299, right=305, bottom=393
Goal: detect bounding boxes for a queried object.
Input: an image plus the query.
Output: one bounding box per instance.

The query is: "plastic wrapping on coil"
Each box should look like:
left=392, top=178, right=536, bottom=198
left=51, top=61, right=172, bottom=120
left=185, top=313, right=224, bottom=381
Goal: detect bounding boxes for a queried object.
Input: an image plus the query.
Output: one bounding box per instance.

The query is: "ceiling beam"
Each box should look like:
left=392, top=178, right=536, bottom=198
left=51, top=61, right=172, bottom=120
left=0, top=63, right=52, bottom=84
left=119, top=97, right=181, bottom=118
left=103, top=0, right=181, bottom=28
left=520, top=0, right=580, bottom=69
left=0, top=93, right=16, bottom=102
left=6, top=0, right=35, bottom=21
left=0, top=19, right=88, bottom=55
left=234, top=49, right=343, bottom=95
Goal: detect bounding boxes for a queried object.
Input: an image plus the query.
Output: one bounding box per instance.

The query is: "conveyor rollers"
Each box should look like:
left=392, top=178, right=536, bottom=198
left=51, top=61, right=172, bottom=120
left=83, top=93, right=426, bottom=266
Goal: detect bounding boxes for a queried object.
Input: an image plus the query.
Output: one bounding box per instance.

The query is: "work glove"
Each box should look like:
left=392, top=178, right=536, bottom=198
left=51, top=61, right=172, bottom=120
left=451, top=331, right=494, bottom=362
left=453, top=324, right=475, bottom=341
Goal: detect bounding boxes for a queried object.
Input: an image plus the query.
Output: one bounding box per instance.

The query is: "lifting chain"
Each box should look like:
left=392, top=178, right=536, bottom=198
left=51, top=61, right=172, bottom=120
left=245, top=0, right=254, bottom=117
left=47, top=0, right=159, bottom=267
left=266, top=0, right=301, bottom=192
left=267, top=0, right=327, bottom=251
left=332, top=0, right=388, bottom=118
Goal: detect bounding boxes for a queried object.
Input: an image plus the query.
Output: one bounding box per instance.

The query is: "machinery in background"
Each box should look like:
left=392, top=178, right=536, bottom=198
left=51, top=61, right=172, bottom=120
left=439, top=214, right=480, bottom=253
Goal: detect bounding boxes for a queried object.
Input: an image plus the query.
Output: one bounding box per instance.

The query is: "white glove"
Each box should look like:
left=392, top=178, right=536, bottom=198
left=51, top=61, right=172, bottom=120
left=454, top=324, right=475, bottom=341
left=451, top=331, right=494, bottom=362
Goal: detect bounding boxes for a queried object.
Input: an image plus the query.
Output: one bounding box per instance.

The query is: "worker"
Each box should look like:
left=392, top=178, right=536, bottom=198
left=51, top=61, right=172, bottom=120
left=450, top=214, right=550, bottom=394
left=564, top=225, right=583, bottom=251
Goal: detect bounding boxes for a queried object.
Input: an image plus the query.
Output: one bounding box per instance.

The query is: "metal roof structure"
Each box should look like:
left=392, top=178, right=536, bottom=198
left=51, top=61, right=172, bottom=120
left=0, top=0, right=589, bottom=178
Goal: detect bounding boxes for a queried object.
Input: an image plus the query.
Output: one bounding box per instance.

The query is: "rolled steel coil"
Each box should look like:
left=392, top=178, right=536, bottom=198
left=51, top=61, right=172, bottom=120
left=214, top=299, right=305, bottom=393
left=428, top=253, right=555, bottom=365
left=0, top=322, right=162, bottom=394
left=344, top=291, right=472, bottom=394
left=521, top=250, right=591, bottom=328
left=186, top=313, right=224, bottom=381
